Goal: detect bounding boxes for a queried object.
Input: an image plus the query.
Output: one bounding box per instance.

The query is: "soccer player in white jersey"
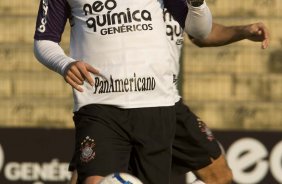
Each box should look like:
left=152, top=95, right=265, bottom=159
left=171, top=21, right=269, bottom=184
left=33, top=0, right=214, bottom=184
left=67, top=0, right=270, bottom=184
left=164, top=0, right=269, bottom=183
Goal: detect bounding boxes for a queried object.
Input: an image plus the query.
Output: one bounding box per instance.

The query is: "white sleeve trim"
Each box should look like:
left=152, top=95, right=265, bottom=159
left=185, top=1, right=212, bottom=39
left=34, top=40, right=76, bottom=76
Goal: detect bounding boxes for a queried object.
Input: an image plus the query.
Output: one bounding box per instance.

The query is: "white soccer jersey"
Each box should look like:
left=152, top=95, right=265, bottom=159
left=35, top=0, right=177, bottom=111
left=163, top=0, right=212, bottom=103
left=163, top=0, right=187, bottom=102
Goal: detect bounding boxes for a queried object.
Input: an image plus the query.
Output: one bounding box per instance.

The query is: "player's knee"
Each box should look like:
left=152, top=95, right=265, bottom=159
left=204, top=164, right=233, bottom=184
left=195, top=155, right=233, bottom=184
left=216, top=167, right=233, bottom=184
left=224, top=168, right=233, bottom=184
left=214, top=156, right=233, bottom=184
left=197, top=168, right=233, bottom=184
left=84, top=176, right=104, bottom=184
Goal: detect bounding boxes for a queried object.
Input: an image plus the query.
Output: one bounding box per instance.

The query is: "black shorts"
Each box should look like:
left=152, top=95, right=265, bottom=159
left=172, top=99, right=222, bottom=174
left=71, top=104, right=176, bottom=184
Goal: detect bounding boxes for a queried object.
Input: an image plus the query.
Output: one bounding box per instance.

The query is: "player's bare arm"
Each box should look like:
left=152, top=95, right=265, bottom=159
left=190, top=22, right=270, bottom=49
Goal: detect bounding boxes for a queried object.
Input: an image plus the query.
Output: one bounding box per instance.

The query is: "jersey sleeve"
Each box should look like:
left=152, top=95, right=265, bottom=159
left=34, top=0, right=71, bottom=43
left=164, top=0, right=188, bottom=29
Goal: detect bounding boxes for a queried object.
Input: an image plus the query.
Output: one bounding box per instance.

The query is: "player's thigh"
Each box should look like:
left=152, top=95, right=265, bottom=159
left=172, top=100, right=222, bottom=172
left=130, top=106, right=176, bottom=184
left=73, top=105, right=132, bottom=183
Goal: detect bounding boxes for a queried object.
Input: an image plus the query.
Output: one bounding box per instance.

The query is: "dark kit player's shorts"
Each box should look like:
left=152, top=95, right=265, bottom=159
left=172, top=99, right=222, bottom=174
left=70, top=104, right=176, bottom=184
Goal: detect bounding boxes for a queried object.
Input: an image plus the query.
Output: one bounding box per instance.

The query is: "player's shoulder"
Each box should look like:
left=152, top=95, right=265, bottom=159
left=163, top=0, right=188, bottom=29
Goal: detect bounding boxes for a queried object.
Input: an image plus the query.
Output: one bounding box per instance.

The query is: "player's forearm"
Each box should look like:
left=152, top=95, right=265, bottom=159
left=185, top=1, right=212, bottom=39
left=191, top=23, right=249, bottom=47
left=34, top=39, right=75, bottom=76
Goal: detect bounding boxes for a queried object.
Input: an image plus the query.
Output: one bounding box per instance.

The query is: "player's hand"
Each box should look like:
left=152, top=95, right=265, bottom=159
left=64, top=61, right=100, bottom=92
left=244, top=22, right=270, bottom=49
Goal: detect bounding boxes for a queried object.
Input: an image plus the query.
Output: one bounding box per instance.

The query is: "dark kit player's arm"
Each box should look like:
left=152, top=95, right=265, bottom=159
left=190, top=22, right=270, bottom=49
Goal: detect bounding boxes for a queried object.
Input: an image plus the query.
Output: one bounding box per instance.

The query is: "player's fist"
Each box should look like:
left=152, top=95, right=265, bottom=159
left=244, top=22, right=270, bottom=49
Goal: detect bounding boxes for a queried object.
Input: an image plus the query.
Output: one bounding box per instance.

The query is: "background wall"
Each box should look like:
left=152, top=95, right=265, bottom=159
left=0, top=0, right=281, bottom=130
left=0, top=0, right=72, bottom=127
